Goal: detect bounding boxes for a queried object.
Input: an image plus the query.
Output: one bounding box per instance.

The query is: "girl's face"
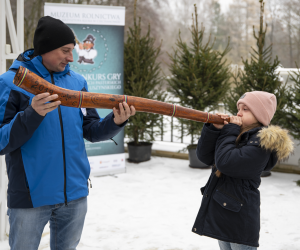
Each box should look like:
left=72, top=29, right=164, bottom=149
left=237, top=103, right=258, bottom=128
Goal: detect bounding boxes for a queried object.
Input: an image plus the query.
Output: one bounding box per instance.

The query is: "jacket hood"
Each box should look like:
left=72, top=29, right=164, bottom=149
left=258, top=125, right=294, bottom=161
left=9, top=49, right=70, bottom=78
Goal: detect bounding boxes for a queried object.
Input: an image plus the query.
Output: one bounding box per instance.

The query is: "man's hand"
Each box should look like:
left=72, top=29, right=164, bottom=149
left=31, top=93, right=61, bottom=116
left=113, top=102, right=136, bottom=125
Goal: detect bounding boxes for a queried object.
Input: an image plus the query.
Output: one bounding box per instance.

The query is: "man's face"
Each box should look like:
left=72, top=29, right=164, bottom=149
left=83, top=41, right=94, bottom=50
left=41, top=43, right=74, bottom=72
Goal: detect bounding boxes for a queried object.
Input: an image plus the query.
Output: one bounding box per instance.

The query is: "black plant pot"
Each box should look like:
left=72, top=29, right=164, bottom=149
left=188, top=148, right=210, bottom=169
left=127, top=142, right=153, bottom=163
left=261, top=170, right=271, bottom=177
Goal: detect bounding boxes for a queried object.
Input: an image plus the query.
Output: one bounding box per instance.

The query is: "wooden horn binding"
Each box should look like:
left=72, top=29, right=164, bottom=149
left=13, top=66, right=230, bottom=124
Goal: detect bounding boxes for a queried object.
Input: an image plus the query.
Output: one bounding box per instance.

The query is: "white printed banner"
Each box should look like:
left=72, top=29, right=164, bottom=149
left=88, top=153, right=126, bottom=176
left=44, top=3, right=125, bottom=26
left=45, top=3, right=126, bottom=176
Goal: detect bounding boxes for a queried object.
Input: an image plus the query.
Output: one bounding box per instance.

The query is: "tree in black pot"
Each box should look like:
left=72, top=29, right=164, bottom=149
left=224, top=0, right=292, bottom=177
left=167, top=4, right=231, bottom=168
left=124, top=0, right=166, bottom=163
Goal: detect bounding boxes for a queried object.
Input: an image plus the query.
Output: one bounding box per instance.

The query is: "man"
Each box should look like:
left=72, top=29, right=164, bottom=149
left=0, top=16, right=135, bottom=250
left=75, top=34, right=97, bottom=64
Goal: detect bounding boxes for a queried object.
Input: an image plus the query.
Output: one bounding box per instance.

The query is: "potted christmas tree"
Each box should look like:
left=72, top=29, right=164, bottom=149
left=124, top=0, right=165, bottom=163
left=225, top=0, right=292, bottom=177
left=167, top=4, right=231, bottom=168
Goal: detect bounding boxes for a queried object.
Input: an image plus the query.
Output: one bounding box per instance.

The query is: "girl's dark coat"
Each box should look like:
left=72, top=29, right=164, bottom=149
left=192, top=123, right=293, bottom=247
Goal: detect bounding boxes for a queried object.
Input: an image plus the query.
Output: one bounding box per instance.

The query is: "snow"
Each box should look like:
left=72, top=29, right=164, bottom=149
left=1, top=155, right=300, bottom=250
left=149, top=140, right=188, bottom=153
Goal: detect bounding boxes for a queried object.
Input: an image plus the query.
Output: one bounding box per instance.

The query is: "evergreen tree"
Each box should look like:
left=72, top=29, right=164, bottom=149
left=167, top=4, right=231, bottom=146
left=124, top=0, right=165, bottom=145
left=287, top=64, right=300, bottom=139
left=225, top=0, right=292, bottom=129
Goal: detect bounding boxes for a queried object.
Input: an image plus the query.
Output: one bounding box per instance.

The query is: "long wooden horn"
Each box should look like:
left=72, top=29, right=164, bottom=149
left=13, top=66, right=230, bottom=124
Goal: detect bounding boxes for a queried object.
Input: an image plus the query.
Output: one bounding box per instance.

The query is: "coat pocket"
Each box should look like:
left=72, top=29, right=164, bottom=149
left=213, top=189, right=243, bottom=212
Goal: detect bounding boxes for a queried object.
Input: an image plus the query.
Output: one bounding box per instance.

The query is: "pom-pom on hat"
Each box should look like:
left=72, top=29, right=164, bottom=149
left=33, top=16, right=75, bottom=56
left=237, top=91, right=277, bottom=126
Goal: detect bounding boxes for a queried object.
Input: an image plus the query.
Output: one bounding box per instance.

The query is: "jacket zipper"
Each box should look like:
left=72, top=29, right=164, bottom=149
left=50, top=73, right=68, bottom=206
left=27, top=188, right=31, bottom=201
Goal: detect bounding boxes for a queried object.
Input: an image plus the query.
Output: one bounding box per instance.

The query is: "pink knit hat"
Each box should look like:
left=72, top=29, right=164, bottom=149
left=236, top=91, right=277, bottom=126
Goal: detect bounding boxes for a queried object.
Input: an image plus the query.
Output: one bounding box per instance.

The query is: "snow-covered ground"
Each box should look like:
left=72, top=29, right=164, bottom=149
left=1, top=155, right=300, bottom=250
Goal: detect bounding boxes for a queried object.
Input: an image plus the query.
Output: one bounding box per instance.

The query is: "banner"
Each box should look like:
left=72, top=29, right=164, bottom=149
left=45, top=3, right=126, bottom=176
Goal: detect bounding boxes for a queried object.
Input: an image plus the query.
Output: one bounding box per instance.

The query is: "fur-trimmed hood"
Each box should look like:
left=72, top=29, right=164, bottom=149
left=258, top=125, right=294, bottom=161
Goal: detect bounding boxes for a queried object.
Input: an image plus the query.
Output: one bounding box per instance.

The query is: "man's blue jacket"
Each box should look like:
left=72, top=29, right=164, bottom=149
left=0, top=49, right=126, bottom=208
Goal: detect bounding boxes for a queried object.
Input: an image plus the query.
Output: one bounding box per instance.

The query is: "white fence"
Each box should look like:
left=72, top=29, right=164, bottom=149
left=147, top=102, right=228, bottom=146
left=0, top=0, right=24, bottom=241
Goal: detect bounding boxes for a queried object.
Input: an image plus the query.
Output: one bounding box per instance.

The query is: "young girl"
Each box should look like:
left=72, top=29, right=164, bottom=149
left=192, top=91, right=294, bottom=249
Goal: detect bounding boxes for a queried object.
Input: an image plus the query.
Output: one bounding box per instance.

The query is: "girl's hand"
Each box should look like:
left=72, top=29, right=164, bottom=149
left=230, top=116, right=242, bottom=126
left=212, top=113, right=229, bottom=129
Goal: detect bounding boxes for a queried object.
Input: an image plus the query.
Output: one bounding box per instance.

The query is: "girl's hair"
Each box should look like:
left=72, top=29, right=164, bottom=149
left=215, top=122, right=263, bottom=178
left=235, top=122, right=263, bottom=145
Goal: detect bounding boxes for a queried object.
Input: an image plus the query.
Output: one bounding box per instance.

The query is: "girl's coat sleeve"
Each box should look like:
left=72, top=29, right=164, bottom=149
left=215, top=123, right=271, bottom=180
left=196, top=123, right=221, bottom=165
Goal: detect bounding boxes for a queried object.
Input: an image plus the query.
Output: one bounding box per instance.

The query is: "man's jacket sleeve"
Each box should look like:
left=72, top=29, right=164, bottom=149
left=81, top=85, right=127, bottom=142
left=0, top=81, right=45, bottom=155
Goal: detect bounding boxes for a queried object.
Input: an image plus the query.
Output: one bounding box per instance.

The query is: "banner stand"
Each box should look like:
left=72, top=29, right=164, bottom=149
left=45, top=3, right=126, bottom=176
